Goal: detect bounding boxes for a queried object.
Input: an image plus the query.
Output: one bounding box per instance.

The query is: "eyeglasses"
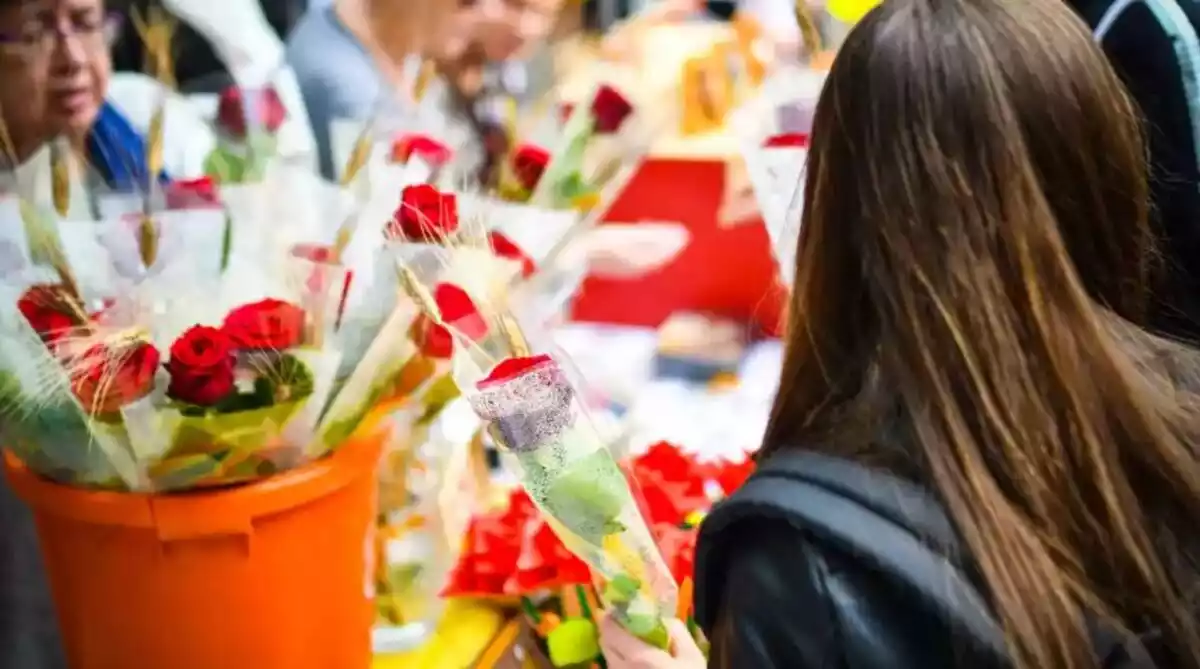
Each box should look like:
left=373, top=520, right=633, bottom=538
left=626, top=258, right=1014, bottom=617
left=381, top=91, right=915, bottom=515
left=0, top=10, right=119, bottom=62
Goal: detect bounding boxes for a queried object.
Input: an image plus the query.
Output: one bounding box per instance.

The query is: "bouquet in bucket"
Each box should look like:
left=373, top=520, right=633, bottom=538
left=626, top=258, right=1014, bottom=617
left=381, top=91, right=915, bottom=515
left=396, top=274, right=678, bottom=655
left=204, top=83, right=289, bottom=184
left=528, top=82, right=652, bottom=216
left=0, top=162, right=451, bottom=492
left=443, top=441, right=757, bottom=666
left=730, top=66, right=826, bottom=286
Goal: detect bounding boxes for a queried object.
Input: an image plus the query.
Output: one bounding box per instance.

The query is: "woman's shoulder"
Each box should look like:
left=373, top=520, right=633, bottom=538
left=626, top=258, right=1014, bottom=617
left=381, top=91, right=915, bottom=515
left=694, top=451, right=1008, bottom=668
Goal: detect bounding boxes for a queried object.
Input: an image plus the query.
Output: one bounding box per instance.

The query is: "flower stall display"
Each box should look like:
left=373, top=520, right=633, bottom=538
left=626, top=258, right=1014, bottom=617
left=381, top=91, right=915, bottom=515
left=204, top=84, right=289, bottom=184
left=729, top=65, right=826, bottom=287
left=529, top=82, right=651, bottom=216
left=443, top=441, right=756, bottom=667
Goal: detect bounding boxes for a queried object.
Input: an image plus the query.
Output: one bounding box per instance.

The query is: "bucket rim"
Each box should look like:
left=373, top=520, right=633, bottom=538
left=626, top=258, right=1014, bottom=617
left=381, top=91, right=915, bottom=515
left=3, top=427, right=387, bottom=540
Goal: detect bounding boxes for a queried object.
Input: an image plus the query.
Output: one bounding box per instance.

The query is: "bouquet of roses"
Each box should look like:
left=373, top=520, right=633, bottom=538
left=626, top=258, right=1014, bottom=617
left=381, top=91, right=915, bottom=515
left=0, top=166, right=454, bottom=492
left=204, top=83, right=289, bottom=184
left=730, top=65, right=827, bottom=286
left=442, top=441, right=756, bottom=667
left=528, top=82, right=650, bottom=216
left=0, top=248, right=344, bottom=491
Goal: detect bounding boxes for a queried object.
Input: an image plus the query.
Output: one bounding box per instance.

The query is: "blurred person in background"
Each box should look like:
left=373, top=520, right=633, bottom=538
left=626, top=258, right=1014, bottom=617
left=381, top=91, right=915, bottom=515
left=0, top=0, right=210, bottom=195
left=0, top=0, right=91, bottom=662
left=0, top=0, right=148, bottom=187
left=1066, top=0, right=1200, bottom=343
left=600, top=0, right=1200, bottom=667
left=286, top=0, right=560, bottom=178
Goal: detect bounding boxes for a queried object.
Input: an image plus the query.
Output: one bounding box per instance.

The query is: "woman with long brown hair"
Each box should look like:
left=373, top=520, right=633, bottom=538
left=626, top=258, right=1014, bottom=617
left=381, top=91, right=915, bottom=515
left=598, top=0, right=1200, bottom=667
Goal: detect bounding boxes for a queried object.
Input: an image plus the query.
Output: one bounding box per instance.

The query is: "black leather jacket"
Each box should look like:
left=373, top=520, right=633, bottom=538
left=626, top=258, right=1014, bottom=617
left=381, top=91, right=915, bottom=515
left=692, top=452, right=1165, bottom=668
left=694, top=516, right=1001, bottom=668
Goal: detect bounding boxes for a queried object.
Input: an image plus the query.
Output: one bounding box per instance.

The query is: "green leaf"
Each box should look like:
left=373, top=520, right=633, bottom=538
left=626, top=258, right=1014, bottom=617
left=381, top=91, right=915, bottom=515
left=546, top=619, right=599, bottom=667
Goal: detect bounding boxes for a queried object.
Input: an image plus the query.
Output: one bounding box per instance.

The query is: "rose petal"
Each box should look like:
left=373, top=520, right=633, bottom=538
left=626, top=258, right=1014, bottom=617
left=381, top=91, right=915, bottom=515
left=763, top=133, right=808, bottom=148
left=488, top=231, right=536, bottom=278
left=477, top=354, right=555, bottom=389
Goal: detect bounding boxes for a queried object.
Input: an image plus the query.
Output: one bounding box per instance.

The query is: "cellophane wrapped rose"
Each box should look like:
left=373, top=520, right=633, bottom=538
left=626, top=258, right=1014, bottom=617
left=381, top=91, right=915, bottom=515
left=204, top=84, right=288, bottom=184
left=443, top=440, right=755, bottom=666
left=730, top=65, right=826, bottom=287
left=528, top=83, right=651, bottom=215
left=457, top=351, right=677, bottom=649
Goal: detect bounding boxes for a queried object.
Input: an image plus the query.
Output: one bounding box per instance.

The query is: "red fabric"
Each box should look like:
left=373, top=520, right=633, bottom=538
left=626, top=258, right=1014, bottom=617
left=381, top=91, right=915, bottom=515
left=570, top=158, right=785, bottom=334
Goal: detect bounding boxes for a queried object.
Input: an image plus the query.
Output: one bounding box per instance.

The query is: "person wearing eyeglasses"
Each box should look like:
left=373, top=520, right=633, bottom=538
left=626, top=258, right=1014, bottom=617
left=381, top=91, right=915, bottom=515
left=0, top=0, right=156, bottom=190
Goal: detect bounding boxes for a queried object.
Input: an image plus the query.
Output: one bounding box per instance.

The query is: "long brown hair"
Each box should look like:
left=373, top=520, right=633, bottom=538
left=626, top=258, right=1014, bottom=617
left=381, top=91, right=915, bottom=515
left=762, top=0, right=1200, bottom=666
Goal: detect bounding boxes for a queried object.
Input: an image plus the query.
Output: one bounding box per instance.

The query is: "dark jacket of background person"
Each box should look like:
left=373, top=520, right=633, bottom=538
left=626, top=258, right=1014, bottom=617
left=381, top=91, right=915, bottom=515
left=1070, top=0, right=1200, bottom=342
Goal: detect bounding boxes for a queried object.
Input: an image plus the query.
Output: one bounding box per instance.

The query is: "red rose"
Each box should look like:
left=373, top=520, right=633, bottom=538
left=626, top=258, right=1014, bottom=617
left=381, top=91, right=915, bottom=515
left=409, top=283, right=489, bottom=359
left=216, top=85, right=287, bottom=140
left=390, top=134, right=453, bottom=167
left=17, top=284, right=77, bottom=344
left=166, top=326, right=236, bottom=406
left=222, top=299, right=305, bottom=350
left=164, top=176, right=221, bottom=209
left=510, top=144, right=550, bottom=192
left=591, top=84, right=634, bottom=134
left=488, top=231, right=536, bottom=278
left=477, top=354, right=555, bottom=389
left=71, top=340, right=161, bottom=414
left=387, top=185, right=459, bottom=242
left=763, top=133, right=808, bottom=148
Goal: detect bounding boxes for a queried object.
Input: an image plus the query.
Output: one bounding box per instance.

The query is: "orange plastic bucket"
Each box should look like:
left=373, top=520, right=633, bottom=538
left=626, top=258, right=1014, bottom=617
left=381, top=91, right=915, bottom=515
left=4, top=431, right=386, bottom=669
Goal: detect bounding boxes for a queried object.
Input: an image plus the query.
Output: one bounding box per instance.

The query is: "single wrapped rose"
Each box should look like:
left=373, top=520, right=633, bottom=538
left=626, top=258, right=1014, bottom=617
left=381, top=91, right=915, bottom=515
left=17, top=284, right=77, bottom=344
left=216, top=85, right=287, bottom=140
left=408, top=283, right=489, bottom=359
left=390, top=133, right=453, bottom=167
left=387, top=184, right=459, bottom=242
left=591, top=85, right=634, bottom=134
left=488, top=231, right=536, bottom=278
left=221, top=298, right=305, bottom=350
left=164, top=176, right=221, bottom=209
left=166, top=325, right=236, bottom=406
left=511, top=144, right=551, bottom=192
left=70, top=339, right=161, bottom=414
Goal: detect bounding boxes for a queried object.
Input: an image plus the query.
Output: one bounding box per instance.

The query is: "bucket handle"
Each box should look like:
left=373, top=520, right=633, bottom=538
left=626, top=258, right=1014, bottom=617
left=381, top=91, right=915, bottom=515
left=150, top=495, right=255, bottom=543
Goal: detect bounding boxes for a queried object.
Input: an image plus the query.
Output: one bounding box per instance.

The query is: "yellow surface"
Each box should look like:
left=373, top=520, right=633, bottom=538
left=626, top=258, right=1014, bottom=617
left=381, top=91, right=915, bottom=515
left=828, top=0, right=880, bottom=23
left=373, top=599, right=507, bottom=669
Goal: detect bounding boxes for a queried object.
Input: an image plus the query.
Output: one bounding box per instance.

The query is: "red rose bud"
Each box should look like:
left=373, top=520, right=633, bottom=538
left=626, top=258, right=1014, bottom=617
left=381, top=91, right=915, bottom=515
left=216, top=85, right=287, bottom=140
left=410, top=283, right=489, bottom=359
left=391, top=134, right=453, bottom=167
left=590, top=84, right=634, bottom=134
left=763, top=133, right=808, bottom=148
left=388, top=184, right=459, bottom=242
left=17, top=284, right=77, bottom=344
left=71, top=340, right=161, bottom=414
left=477, top=353, right=555, bottom=389
left=164, top=177, right=221, bottom=209
left=488, top=231, right=535, bottom=278
left=510, top=144, right=550, bottom=192
left=222, top=298, right=306, bottom=350
left=166, top=326, right=236, bottom=406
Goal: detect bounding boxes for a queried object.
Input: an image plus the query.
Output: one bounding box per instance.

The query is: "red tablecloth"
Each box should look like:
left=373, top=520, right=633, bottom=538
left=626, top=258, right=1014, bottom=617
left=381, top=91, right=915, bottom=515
left=570, top=158, right=786, bottom=334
